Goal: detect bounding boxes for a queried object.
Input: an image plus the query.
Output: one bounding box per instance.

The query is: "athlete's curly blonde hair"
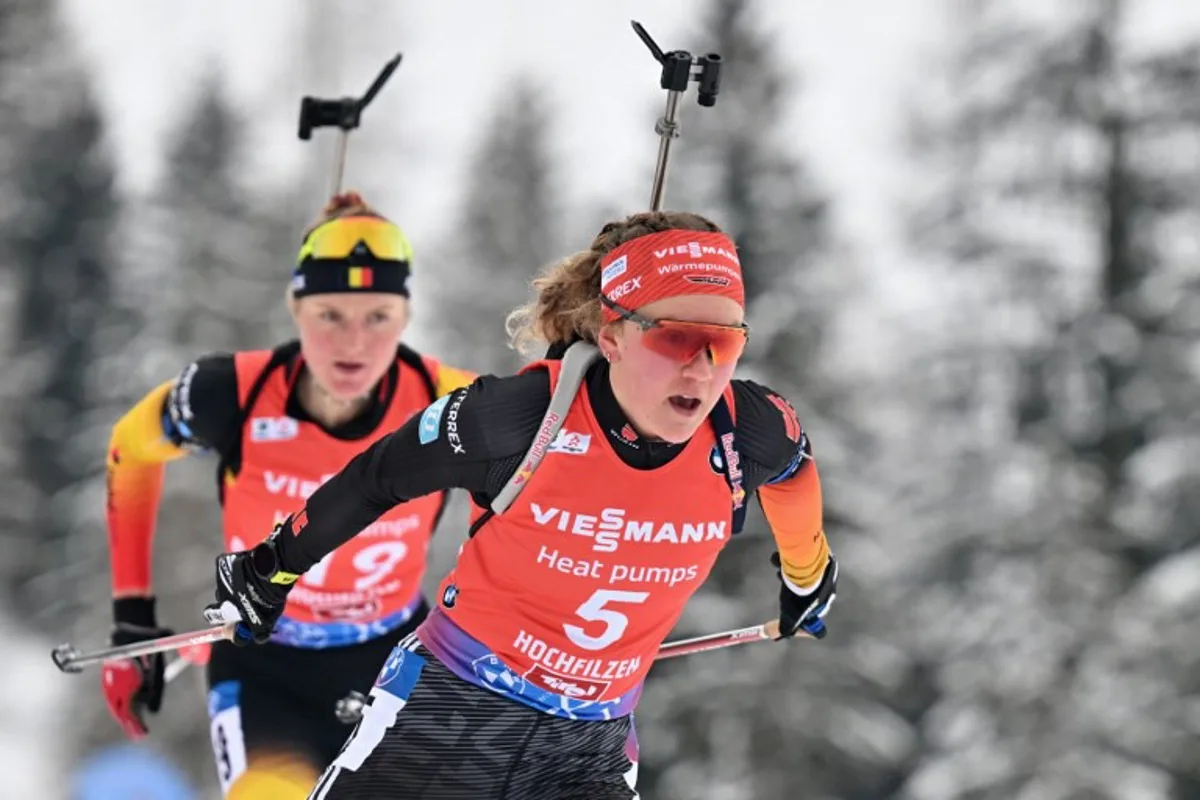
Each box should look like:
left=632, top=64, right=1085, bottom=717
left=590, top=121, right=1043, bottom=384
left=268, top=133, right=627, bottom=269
left=506, top=211, right=722, bottom=353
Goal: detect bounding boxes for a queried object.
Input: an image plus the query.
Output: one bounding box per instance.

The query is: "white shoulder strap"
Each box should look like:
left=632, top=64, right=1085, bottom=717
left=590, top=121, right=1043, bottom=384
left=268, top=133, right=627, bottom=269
left=490, top=342, right=600, bottom=515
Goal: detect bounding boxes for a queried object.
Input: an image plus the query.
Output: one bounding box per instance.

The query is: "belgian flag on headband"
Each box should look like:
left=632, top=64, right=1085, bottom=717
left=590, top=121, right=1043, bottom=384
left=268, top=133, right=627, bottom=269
left=347, top=266, right=374, bottom=289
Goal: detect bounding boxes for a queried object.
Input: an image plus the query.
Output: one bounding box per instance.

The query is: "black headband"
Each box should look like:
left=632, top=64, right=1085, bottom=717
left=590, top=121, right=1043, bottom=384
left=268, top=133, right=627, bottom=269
left=290, top=256, right=411, bottom=298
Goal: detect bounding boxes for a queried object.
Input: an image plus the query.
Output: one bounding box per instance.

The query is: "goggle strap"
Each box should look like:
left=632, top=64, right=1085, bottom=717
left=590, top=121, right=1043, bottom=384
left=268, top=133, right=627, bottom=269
left=291, top=259, right=411, bottom=298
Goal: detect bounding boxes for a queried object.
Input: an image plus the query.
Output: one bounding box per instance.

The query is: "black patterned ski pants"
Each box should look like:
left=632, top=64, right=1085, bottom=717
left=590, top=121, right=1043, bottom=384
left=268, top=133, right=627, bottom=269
left=308, top=637, right=639, bottom=799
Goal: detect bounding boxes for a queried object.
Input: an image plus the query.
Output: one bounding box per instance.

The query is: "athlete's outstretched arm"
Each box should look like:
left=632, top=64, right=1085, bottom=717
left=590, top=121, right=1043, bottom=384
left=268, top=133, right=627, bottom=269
left=107, top=355, right=240, bottom=596
left=105, top=355, right=241, bottom=738
left=731, top=380, right=836, bottom=637
left=276, top=371, right=548, bottom=574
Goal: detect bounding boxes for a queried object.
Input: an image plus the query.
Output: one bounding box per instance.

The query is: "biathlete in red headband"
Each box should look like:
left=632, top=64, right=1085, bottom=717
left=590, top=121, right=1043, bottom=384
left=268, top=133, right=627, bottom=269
left=206, top=210, right=839, bottom=799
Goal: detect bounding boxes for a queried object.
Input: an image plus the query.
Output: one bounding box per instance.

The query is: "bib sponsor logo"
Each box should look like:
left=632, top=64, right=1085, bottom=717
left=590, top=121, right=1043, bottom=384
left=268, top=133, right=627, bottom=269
left=249, top=416, right=299, bottom=442
left=526, top=664, right=608, bottom=699
left=530, top=503, right=726, bottom=554
left=513, top=630, right=640, bottom=694
left=264, top=470, right=336, bottom=500
left=311, top=597, right=382, bottom=623
left=548, top=430, right=591, bottom=456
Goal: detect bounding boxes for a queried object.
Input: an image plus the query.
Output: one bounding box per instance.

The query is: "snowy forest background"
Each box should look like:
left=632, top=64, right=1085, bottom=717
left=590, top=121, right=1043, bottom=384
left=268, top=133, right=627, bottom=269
left=0, top=0, right=1197, bottom=798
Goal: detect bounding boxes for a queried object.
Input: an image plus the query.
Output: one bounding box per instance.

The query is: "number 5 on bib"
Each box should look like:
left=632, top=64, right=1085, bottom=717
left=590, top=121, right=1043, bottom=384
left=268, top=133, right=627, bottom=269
left=565, top=590, right=649, bottom=651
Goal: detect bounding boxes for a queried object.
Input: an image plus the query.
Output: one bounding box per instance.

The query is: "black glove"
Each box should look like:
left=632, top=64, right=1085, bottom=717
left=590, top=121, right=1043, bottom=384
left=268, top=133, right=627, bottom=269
left=101, top=597, right=173, bottom=738
left=204, top=524, right=299, bottom=645
left=772, top=552, right=838, bottom=639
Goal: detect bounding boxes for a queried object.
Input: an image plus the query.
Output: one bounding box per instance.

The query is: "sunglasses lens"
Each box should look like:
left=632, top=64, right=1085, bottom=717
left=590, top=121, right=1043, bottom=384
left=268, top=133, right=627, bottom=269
left=305, top=218, right=411, bottom=262
left=641, top=321, right=747, bottom=365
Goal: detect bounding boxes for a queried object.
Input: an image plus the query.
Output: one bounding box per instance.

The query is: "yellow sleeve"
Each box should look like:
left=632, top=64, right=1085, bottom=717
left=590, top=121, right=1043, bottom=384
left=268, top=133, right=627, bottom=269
left=107, top=381, right=190, bottom=597
left=758, top=461, right=830, bottom=590
left=433, top=363, right=478, bottom=397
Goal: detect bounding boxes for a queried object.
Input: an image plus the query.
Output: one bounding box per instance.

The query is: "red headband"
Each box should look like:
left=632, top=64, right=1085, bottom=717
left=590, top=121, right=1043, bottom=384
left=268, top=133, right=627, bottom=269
left=598, top=229, right=744, bottom=322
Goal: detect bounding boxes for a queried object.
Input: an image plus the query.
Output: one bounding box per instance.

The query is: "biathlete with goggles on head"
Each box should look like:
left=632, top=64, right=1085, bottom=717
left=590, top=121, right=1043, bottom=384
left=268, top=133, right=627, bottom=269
left=101, top=192, right=476, bottom=798
left=207, top=210, right=838, bottom=799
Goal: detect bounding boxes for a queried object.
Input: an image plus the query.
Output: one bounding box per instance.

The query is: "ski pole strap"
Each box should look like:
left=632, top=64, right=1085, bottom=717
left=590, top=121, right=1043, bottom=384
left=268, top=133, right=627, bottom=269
left=490, top=342, right=600, bottom=515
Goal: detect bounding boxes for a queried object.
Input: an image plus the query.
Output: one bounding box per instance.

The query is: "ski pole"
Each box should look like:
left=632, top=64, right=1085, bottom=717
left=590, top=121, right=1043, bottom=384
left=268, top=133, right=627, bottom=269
left=654, top=617, right=796, bottom=660
left=332, top=618, right=803, bottom=724
left=50, top=623, right=243, bottom=674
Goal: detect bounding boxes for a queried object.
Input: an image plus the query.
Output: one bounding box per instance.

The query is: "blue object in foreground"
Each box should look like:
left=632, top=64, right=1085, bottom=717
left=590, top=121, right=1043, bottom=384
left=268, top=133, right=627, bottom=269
left=72, top=743, right=195, bottom=800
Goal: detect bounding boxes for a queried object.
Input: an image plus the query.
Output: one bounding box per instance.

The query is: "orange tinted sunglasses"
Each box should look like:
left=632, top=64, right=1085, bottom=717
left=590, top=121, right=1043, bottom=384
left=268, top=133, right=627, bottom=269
left=602, top=295, right=749, bottom=365
left=298, top=216, right=414, bottom=264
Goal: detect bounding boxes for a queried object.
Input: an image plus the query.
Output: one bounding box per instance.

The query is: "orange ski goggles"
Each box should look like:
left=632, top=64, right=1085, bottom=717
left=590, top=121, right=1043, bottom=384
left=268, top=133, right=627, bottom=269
left=297, top=215, right=414, bottom=264
left=293, top=215, right=413, bottom=298
left=602, top=295, right=749, bottom=365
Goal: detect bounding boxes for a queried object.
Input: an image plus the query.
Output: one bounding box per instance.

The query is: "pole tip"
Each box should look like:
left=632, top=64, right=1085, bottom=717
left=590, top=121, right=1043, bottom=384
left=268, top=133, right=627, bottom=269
left=51, top=644, right=83, bottom=674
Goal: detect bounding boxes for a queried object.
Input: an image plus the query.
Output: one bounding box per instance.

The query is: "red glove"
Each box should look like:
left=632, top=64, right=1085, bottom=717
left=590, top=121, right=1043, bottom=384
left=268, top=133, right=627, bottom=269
left=101, top=597, right=172, bottom=739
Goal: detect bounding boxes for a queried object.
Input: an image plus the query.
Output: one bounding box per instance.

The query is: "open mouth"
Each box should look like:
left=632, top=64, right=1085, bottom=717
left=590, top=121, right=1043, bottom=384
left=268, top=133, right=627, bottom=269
left=668, top=395, right=702, bottom=414
left=333, top=361, right=365, bottom=375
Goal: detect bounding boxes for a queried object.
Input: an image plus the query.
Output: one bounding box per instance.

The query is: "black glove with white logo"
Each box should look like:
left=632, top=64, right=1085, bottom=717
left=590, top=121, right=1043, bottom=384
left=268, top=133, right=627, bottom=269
left=204, top=523, right=298, bottom=645
left=773, top=552, right=838, bottom=640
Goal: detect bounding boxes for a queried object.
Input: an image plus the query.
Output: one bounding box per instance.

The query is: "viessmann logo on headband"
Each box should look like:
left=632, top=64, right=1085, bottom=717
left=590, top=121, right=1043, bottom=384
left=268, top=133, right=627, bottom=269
left=598, top=230, right=745, bottom=320
left=652, top=240, right=740, bottom=265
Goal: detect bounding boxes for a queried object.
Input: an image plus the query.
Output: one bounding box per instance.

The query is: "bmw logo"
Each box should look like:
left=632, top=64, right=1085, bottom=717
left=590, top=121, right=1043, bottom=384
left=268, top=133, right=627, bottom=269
left=709, top=443, right=725, bottom=474
left=375, top=647, right=406, bottom=689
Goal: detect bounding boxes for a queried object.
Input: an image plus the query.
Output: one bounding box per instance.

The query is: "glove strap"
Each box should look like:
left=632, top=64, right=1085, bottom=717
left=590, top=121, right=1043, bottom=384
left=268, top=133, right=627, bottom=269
left=251, top=536, right=300, bottom=586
